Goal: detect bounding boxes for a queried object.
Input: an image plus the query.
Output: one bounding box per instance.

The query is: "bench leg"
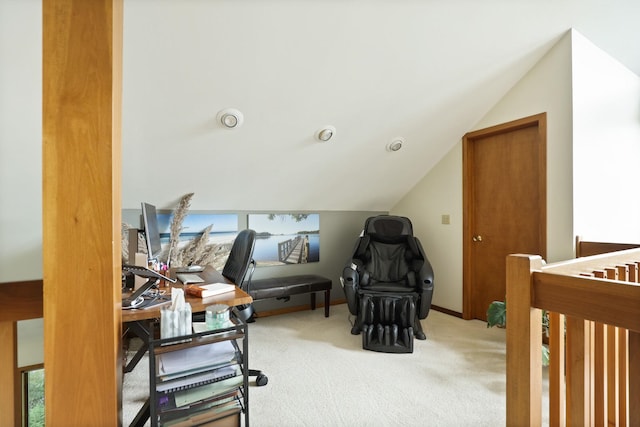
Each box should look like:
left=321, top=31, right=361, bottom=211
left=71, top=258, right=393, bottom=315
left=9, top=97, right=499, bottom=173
left=310, top=289, right=331, bottom=317
left=310, top=291, right=330, bottom=317
left=324, top=289, right=331, bottom=317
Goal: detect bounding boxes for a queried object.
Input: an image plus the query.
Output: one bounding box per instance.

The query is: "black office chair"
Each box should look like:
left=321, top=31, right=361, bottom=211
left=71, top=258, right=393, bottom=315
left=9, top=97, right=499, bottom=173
left=222, top=229, right=257, bottom=322
left=221, top=229, right=268, bottom=386
left=341, top=215, right=434, bottom=353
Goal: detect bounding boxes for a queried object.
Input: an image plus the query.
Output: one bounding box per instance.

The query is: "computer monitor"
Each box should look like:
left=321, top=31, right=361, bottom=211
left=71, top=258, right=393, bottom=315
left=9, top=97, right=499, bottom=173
left=141, top=202, right=163, bottom=262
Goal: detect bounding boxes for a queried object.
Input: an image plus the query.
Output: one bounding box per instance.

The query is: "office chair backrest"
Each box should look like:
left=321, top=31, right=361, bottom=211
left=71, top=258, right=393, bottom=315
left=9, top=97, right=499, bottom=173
left=222, top=229, right=256, bottom=287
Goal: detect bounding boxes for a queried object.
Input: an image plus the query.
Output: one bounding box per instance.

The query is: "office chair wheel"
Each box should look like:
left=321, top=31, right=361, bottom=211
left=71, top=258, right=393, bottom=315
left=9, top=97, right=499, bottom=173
left=255, top=373, right=268, bottom=387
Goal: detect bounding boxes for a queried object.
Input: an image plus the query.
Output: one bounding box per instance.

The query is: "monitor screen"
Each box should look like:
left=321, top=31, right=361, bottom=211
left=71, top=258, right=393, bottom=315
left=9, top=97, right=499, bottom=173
left=141, top=202, right=163, bottom=262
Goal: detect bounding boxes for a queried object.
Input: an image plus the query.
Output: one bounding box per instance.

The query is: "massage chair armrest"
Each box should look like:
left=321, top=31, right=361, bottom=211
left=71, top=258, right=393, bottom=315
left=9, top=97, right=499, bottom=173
left=417, top=284, right=434, bottom=319
left=416, top=264, right=434, bottom=292
left=415, top=252, right=435, bottom=319
left=341, top=264, right=360, bottom=315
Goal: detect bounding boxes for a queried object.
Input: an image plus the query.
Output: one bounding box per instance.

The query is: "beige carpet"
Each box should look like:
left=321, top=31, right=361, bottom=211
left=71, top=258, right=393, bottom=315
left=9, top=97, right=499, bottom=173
left=123, top=304, right=548, bottom=426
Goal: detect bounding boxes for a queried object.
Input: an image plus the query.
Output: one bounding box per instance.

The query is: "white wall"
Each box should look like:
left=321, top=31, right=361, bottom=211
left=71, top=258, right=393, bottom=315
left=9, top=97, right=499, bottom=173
left=392, top=30, right=575, bottom=313
left=0, top=2, right=42, bottom=281
left=392, top=143, right=463, bottom=311
left=572, top=31, right=640, bottom=242
left=0, top=0, right=44, bottom=367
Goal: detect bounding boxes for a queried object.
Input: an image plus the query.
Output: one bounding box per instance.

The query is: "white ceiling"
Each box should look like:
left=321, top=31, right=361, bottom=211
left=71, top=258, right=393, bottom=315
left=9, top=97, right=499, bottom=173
left=121, top=0, right=640, bottom=212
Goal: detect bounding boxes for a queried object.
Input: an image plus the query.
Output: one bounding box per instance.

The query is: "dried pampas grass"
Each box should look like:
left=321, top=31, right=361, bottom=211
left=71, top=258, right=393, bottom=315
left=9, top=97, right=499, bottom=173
left=167, top=192, right=193, bottom=266
left=165, top=192, right=230, bottom=269
left=180, top=224, right=212, bottom=264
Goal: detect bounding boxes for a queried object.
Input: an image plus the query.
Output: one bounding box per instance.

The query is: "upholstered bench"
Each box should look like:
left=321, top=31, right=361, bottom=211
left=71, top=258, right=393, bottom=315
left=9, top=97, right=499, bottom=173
left=249, top=274, right=332, bottom=317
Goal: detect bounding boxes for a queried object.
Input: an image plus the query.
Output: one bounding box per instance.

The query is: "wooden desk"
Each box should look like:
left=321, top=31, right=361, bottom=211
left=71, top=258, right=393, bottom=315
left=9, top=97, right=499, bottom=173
left=121, top=266, right=252, bottom=323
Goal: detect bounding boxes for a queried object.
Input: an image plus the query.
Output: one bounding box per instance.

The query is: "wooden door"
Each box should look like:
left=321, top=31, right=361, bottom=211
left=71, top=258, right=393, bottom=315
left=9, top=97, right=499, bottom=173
left=463, top=113, right=547, bottom=321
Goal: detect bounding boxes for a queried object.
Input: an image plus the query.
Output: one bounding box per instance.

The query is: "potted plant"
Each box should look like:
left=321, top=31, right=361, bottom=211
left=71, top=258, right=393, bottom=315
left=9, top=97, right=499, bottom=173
left=486, top=300, right=507, bottom=328
left=486, top=300, right=550, bottom=366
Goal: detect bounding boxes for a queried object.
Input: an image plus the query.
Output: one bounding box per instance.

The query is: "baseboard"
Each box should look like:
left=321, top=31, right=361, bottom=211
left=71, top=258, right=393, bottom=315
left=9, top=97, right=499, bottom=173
left=431, top=304, right=462, bottom=318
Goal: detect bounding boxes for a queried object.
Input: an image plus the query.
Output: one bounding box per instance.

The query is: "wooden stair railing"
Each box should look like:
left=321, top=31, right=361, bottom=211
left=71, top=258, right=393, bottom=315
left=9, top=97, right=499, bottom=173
left=507, top=248, right=640, bottom=426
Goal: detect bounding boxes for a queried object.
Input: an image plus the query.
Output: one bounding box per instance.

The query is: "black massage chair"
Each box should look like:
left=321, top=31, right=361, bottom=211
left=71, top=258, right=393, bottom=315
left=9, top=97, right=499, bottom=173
left=341, top=215, right=434, bottom=353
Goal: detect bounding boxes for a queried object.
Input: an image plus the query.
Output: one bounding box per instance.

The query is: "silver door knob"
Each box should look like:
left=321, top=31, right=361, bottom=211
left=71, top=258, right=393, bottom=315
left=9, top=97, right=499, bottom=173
left=472, top=235, right=483, bottom=242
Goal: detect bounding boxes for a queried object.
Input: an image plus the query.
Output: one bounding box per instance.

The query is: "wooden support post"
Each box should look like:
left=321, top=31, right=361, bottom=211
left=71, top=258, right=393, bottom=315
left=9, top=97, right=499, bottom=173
left=43, top=0, right=123, bottom=424
left=506, top=254, right=543, bottom=426
left=0, top=280, right=43, bottom=426
left=0, top=321, right=17, bottom=427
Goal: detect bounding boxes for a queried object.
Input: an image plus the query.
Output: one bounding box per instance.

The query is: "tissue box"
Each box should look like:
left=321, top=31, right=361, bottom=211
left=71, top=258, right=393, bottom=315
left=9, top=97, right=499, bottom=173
left=160, top=288, right=192, bottom=343
left=161, top=305, right=192, bottom=337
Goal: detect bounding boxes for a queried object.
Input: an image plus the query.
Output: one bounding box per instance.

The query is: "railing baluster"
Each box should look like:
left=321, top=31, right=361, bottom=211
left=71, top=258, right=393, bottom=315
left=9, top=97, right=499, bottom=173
left=594, top=321, right=607, bottom=426
left=629, top=331, right=640, bottom=425
left=566, top=316, right=592, bottom=426
left=549, top=311, right=566, bottom=426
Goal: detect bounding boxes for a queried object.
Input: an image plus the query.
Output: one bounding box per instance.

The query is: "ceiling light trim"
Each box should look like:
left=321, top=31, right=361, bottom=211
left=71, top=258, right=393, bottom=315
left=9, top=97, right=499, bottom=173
left=315, top=125, right=336, bottom=142
left=387, top=137, right=405, bottom=152
left=217, top=108, right=244, bottom=129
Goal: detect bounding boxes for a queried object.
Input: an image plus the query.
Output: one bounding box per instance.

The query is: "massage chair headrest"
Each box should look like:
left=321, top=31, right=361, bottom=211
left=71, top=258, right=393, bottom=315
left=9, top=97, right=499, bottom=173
left=364, top=215, right=414, bottom=244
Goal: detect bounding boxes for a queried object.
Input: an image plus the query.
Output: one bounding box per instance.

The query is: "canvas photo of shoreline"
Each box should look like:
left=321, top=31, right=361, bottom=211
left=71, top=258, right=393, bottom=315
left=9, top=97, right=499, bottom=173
left=248, top=213, right=320, bottom=267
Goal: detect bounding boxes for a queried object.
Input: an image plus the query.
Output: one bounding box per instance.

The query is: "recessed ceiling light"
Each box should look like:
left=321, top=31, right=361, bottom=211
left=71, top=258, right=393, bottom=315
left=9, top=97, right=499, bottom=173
left=217, top=108, right=244, bottom=129
left=316, top=125, right=336, bottom=142
left=387, top=137, right=404, bottom=152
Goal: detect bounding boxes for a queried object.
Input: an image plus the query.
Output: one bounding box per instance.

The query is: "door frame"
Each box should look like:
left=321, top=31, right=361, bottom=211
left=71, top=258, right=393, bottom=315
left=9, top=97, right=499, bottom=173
left=462, top=113, right=547, bottom=320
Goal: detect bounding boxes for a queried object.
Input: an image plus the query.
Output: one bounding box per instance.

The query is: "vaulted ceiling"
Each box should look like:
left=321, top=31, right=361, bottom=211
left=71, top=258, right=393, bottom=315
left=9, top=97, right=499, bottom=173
left=121, top=0, right=640, bottom=212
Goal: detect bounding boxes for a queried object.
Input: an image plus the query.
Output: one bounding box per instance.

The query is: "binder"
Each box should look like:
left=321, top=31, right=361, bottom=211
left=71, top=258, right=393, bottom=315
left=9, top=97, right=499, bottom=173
left=161, top=402, right=241, bottom=427
left=158, top=389, right=240, bottom=417
left=156, top=376, right=243, bottom=411
left=157, top=340, right=236, bottom=378
left=157, top=365, right=239, bottom=393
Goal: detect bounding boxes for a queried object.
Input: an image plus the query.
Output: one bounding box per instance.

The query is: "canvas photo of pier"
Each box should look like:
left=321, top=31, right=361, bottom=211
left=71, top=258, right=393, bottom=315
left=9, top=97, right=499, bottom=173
left=248, top=213, right=320, bottom=266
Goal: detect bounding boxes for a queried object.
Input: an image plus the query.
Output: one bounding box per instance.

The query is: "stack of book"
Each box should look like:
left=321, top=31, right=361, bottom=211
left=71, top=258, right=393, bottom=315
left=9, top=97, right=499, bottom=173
left=184, top=282, right=236, bottom=298
left=154, top=340, right=243, bottom=426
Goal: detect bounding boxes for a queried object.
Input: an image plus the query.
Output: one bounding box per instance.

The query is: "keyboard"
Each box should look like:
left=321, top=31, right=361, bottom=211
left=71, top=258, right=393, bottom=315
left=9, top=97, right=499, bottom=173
left=174, top=265, right=205, bottom=273
left=176, top=273, right=205, bottom=284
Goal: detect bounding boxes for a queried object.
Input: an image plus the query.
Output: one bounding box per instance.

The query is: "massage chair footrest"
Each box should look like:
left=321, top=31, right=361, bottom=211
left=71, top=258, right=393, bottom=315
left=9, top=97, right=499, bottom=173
left=358, top=293, right=417, bottom=353
left=362, top=323, right=414, bottom=353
